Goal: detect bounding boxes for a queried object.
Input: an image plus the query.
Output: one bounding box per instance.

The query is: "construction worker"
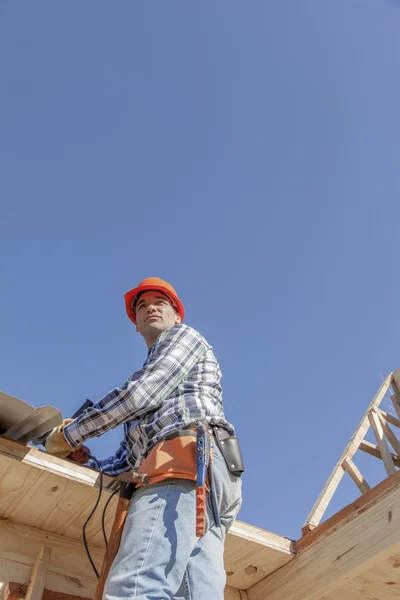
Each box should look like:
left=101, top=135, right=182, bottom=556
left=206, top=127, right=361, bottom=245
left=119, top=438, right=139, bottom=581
left=45, top=277, right=244, bottom=599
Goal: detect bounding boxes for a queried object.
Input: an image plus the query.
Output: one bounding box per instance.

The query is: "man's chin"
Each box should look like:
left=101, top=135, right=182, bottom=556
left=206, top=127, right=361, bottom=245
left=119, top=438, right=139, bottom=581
left=145, top=321, right=166, bottom=334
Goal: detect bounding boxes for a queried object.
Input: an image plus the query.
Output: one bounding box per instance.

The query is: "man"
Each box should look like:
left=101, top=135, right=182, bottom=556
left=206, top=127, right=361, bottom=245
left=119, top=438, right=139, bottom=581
left=45, top=277, right=243, bottom=600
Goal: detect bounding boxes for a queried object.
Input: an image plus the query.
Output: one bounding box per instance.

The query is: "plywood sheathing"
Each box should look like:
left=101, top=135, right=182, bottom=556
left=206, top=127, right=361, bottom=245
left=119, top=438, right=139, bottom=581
left=247, top=469, right=400, bottom=600
left=0, top=436, right=294, bottom=597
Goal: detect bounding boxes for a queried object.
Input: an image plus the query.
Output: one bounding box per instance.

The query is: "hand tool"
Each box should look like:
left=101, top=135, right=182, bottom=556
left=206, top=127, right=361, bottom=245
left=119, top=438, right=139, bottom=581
left=32, top=399, right=94, bottom=447
left=195, top=424, right=208, bottom=536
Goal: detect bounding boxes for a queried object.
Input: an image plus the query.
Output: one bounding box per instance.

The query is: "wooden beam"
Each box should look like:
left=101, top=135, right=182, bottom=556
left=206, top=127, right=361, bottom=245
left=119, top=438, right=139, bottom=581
left=390, top=373, right=400, bottom=419
left=378, top=408, right=400, bottom=429
left=391, top=394, right=400, bottom=420
left=94, top=493, right=130, bottom=600
left=368, top=409, right=396, bottom=476
left=4, top=583, right=92, bottom=600
left=359, top=439, right=400, bottom=467
left=25, top=547, right=52, bottom=600
left=248, top=468, right=400, bottom=600
left=376, top=408, right=400, bottom=457
left=297, top=466, right=400, bottom=553
left=0, top=517, right=292, bottom=599
left=302, top=373, right=393, bottom=533
left=341, top=457, right=370, bottom=494
left=0, top=436, right=114, bottom=489
left=0, top=519, right=102, bottom=598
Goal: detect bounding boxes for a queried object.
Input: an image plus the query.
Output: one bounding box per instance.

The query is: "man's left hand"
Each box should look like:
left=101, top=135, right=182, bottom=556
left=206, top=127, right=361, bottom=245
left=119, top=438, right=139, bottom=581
left=45, top=418, right=79, bottom=458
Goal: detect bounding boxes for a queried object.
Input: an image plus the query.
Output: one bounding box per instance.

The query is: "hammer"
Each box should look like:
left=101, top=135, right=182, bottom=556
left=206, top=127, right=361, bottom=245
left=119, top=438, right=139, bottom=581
left=94, top=472, right=149, bottom=600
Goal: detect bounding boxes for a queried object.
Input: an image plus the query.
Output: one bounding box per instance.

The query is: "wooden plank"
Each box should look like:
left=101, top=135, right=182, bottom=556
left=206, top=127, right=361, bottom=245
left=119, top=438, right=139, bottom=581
left=95, top=494, right=130, bottom=600
left=390, top=373, right=400, bottom=420
left=368, top=410, right=396, bottom=476
left=25, top=547, right=52, bottom=600
left=391, top=394, right=400, bottom=420
left=224, top=521, right=295, bottom=590
left=297, top=467, right=400, bottom=553
left=376, top=409, right=400, bottom=457
left=359, top=439, right=400, bottom=468
left=302, top=373, right=393, bottom=533
left=379, top=408, right=400, bottom=429
left=0, top=520, right=102, bottom=597
left=0, top=437, right=114, bottom=490
left=341, top=457, right=370, bottom=494
left=248, top=469, right=400, bottom=600
left=0, top=517, right=290, bottom=598
left=0, top=451, right=117, bottom=546
left=4, top=583, right=92, bottom=600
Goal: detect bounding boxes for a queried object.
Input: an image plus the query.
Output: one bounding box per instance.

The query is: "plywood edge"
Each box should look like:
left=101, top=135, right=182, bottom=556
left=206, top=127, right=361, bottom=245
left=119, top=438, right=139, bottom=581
left=0, top=436, right=114, bottom=489
left=247, top=477, right=400, bottom=600
left=297, top=466, right=400, bottom=552
left=229, top=521, right=295, bottom=555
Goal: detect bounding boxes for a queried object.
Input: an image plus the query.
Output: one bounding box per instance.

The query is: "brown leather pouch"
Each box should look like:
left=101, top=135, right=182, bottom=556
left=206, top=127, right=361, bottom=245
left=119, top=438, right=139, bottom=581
left=137, top=433, right=199, bottom=486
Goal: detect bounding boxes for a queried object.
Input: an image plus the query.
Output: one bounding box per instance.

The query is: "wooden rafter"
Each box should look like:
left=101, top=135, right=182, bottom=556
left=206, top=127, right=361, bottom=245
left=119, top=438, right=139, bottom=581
left=250, top=469, right=400, bottom=600
left=302, top=372, right=393, bottom=534
left=368, top=409, right=396, bottom=476
left=341, top=457, right=370, bottom=494
left=375, top=408, right=400, bottom=456
left=359, top=439, right=400, bottom=467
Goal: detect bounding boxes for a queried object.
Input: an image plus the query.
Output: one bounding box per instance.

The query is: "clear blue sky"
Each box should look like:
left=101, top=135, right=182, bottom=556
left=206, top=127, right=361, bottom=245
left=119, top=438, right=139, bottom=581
left=1, top=2, right=400, bottom=541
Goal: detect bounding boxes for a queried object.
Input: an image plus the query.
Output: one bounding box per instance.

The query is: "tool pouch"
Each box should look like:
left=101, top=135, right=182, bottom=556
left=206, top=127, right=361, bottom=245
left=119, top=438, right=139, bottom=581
left=213, top=427, right=245, bottom=477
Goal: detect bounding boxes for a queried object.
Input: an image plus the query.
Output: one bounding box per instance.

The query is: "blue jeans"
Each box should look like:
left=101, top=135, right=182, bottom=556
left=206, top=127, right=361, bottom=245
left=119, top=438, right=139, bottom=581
left=103, top=444, right=242, bottom=600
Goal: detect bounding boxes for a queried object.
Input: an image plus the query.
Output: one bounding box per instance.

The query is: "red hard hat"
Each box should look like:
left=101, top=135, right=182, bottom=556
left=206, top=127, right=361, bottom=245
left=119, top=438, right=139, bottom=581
left=124, top=277, right=185, bottom=325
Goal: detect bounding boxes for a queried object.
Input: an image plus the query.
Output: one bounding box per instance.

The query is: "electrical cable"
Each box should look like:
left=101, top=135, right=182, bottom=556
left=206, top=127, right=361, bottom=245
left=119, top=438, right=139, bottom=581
left=82, top=455, right=103, bottom=579
left=101, top=486, right=120, bottom=547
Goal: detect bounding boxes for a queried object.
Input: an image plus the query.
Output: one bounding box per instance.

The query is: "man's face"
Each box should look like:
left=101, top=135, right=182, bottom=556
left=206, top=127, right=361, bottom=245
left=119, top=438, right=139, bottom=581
left=134, top=291, right=181, bottom=347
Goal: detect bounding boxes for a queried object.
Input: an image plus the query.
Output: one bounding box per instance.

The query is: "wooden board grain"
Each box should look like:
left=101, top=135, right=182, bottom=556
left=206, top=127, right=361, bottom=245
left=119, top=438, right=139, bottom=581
left=0, top=437, right=295, bottom=596
left=225, top=521, right=294, bottom=590
left=248, top=474, right=400, bottom=600
left=4, top=582, right=92, bottom=600
left=302, top=373, right=393, bottom=532
left=25, top=547, right=52, bottom=600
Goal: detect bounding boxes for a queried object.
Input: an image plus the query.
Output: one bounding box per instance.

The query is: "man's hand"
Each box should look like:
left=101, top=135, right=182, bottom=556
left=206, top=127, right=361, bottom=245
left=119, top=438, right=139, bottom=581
left=45, top=418, right=80, bottom=458
left=68, top=444, right=91, bottom=465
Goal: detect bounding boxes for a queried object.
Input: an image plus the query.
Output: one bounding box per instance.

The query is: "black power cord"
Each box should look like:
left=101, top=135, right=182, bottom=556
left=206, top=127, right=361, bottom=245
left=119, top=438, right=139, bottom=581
left=82, top=455, right=103, bottom=579
left=101, top=486, right=120, bottom=547
left=81, top=454, right=122, bottom=579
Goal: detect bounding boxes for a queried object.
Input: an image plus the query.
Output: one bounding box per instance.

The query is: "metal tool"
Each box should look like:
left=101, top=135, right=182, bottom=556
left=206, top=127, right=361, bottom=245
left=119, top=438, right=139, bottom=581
left=195, top=424, right=208, bottom=536
left=32, top=399, right=94, bottom=446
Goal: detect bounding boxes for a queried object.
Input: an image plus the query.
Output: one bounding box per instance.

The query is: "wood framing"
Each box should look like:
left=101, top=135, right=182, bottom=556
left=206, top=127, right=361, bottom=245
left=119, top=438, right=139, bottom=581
left=4, top=583, right=92, bottom=600
left=302, top=371, right=400, bottom=534
left=3, top=371, right=400, bottom=599
left=0, top=436, right=294, bottom=600
left=341, top=457, right=370, bottom=494
left=25, top=547, right=52, bottom=600
left=248, top=469, right=400, bottom=600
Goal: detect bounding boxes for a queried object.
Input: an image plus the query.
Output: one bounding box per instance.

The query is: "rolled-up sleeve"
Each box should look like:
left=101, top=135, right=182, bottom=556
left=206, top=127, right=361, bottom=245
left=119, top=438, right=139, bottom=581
left=64, top=325, right=208, bottom=448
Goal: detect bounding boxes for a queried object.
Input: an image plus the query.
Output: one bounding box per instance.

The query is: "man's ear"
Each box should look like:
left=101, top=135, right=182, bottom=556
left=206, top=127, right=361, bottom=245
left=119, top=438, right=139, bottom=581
left=175, top=314, right=182, bottom=324
left=136, top=324, right=139, bottom=332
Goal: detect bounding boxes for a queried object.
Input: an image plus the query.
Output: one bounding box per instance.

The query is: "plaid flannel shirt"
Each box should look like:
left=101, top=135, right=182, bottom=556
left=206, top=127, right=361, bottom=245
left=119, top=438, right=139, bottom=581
left=63, top=324, right=234, bottom=475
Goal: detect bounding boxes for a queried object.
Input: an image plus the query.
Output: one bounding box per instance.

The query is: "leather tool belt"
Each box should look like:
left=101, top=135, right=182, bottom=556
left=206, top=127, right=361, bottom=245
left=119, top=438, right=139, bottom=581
left=137, top=429, right=204, bottom=487
left=136, top=426, right=245, bottom=487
